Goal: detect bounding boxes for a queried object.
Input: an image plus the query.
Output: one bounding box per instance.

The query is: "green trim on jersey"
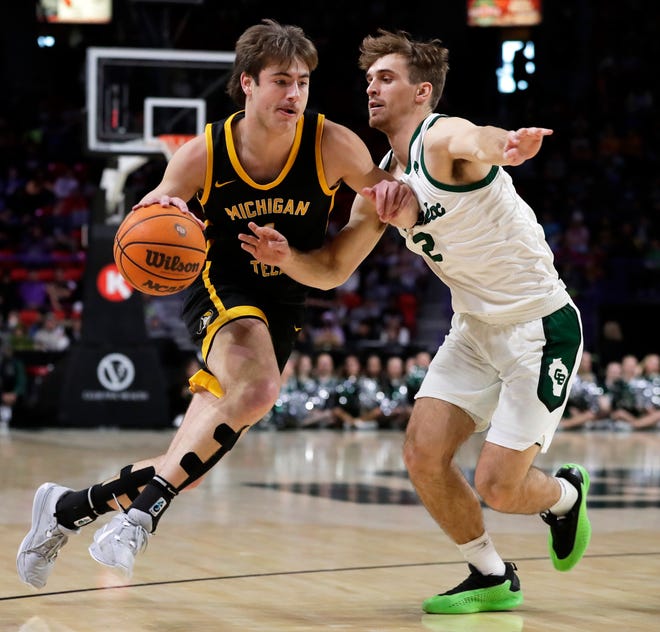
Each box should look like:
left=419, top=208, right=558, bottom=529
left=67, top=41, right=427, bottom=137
left=537, top=303, right=582, bottom=412
left=422, top=162, right=499, bottom=192
left=405, top=114, right=500, bottom=192
left=404, top=114, right=443, bottom=176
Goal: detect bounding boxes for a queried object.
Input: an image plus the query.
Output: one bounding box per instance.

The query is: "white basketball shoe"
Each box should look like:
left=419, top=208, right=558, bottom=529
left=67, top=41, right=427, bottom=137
left=88, top=508, right=151, bottom=578
left=17, top=483, right=79, bottom=589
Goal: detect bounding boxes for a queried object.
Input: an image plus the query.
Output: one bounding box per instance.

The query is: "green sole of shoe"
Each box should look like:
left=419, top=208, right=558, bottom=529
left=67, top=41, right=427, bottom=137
left=422, top=591, right=524, bottom=614
left=551, top=463, right=592, bottom=571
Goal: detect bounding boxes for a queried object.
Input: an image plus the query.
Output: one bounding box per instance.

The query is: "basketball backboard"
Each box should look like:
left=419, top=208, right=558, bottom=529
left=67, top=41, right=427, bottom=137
left=86, top=47, right=236, bottom=156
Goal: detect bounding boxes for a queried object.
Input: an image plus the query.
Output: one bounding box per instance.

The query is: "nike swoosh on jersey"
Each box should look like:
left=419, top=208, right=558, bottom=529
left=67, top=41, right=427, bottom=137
left=214, top=179, right=236, bottom=189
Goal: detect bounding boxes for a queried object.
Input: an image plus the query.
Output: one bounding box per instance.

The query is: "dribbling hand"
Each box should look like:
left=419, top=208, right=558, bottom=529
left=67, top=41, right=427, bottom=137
left=133, top=195, right=205, bottom=230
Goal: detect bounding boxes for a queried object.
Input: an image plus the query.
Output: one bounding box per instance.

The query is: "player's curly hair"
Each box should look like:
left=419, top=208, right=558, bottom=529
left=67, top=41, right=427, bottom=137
left=226, top=19, right=319, bottom=106
left=359, top=29, right=449, bottom=110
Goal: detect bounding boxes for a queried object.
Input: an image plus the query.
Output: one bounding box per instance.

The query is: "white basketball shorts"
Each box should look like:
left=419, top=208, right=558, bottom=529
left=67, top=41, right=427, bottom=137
left=416, top=302, right=583, bottom=452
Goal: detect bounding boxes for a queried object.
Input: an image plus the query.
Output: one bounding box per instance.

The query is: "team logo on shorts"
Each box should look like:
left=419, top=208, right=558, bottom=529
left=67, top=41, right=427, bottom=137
left=196, top=310, right=214, bottom=335
left=548, top=357, right=569, bottom=396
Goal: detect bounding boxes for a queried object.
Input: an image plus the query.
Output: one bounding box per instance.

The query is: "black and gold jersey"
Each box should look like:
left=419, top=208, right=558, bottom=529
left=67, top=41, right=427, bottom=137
left=198, top=110, right=339, bottom=304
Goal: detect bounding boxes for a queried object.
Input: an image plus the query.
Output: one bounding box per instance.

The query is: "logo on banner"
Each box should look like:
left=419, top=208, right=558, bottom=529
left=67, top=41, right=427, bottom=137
left=81, top=352, right=150, bottom=402
left=97, top=264, right=133, bottom=302
left=97, top=353, right=135, bottom=391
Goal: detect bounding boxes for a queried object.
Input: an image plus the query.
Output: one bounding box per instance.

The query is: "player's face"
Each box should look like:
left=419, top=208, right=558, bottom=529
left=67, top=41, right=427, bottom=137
left=244, top=59, right=310, bottom=129
left=365, top=54, right=418, bottom=132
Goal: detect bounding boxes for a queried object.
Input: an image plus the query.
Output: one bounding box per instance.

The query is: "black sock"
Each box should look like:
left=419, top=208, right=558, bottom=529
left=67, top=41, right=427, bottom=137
left=55, top=489, right=102, bottom=529
left=129, top=475, right=178, bottom=532
left=55, top=464, right=157, bottom=529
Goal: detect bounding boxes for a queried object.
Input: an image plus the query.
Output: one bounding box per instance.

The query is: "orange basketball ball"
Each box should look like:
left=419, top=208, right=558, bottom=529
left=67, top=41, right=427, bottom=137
left=113, top=204, right=206, bottom=296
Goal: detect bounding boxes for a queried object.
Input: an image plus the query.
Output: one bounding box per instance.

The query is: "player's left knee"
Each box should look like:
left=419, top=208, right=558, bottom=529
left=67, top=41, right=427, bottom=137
left=238, top=376, right=281, bottom=419
left=403, top=433, right=454, bottom=477
left=474, top=471, right=520, bottom=512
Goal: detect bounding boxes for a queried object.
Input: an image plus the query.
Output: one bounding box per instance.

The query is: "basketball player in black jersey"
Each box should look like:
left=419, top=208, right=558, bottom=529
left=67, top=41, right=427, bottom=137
left=17, top=19, right=416, bottom=587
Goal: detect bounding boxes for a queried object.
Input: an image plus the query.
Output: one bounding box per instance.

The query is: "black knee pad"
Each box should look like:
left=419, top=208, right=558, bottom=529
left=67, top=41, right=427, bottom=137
left=177, top=422, right=247, bottom=491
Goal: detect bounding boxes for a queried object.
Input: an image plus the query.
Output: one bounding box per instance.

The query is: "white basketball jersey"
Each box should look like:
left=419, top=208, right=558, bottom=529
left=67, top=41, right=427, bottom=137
left=391, top=114, right=570, bottom=325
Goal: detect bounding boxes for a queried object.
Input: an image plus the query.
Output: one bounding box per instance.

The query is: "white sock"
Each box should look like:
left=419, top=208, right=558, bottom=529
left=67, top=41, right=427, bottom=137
left=547, top=476, right=578, bottom=516
left=457, top=531, right=506, bottom=576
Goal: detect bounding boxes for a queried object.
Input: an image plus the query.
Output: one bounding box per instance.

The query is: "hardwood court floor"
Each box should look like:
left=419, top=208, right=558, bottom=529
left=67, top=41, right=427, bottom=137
left=1, top=426, right=659, bottom=631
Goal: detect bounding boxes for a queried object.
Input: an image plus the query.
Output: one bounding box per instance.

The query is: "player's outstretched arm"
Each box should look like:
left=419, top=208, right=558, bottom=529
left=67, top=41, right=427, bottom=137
left=131, top=135, right=207, bottom=228
left=501, top=127, right=553, bottom=166
left=432, top=117, right=552, bottom=168
left=238, top=174, right=417, bottom=291
left=239, top=205, right=380, bottom=291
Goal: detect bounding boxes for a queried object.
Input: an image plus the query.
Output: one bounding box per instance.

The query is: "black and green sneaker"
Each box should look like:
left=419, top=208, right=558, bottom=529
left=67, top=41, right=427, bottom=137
left=541, top=463, right=591, bottom=572
left=422, top=562, right=523, bottom=614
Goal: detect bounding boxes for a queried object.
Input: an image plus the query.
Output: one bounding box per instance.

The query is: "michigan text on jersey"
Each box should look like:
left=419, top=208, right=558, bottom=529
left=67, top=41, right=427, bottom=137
left=225, top=198, right=311, bottom=220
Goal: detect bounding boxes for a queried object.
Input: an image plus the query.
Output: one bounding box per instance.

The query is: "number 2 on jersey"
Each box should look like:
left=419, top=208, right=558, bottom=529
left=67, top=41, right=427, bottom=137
left=412, top=232, right=443, bottom=262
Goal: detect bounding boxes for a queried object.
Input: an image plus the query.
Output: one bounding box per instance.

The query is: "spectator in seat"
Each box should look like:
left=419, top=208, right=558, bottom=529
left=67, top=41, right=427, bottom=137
left=559, top=351, right=611, bottom=430
left=0, top=341, right=28, bottom=430
left=32, top=311, right=70, bottom=352
left=310, top=310, right=346, bottom=352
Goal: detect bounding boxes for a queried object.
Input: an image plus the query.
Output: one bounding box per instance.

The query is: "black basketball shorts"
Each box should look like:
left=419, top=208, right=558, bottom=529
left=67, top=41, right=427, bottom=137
left=181, top=275, right=306, bottom=373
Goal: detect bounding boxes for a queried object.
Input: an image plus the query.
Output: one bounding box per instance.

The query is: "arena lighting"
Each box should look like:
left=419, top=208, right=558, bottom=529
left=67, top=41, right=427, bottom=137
left=36, top=0, right=112, bottom=24
left=496, top=40, right=535, bottom=94
left=467, top=0, right=542, bottom=27
left=37, top=35, right=56, bottom=48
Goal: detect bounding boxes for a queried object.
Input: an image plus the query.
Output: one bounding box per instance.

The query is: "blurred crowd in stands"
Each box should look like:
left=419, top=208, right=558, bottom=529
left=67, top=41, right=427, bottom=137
left=560, top=350, right=660, bottom=432
left=265, top=349, right=430, bottom=431
left=169, top=346, right=660, bottom=433
left=269, top=347, right=660, bottom=432
left=0, top=2, right=658, bottom=430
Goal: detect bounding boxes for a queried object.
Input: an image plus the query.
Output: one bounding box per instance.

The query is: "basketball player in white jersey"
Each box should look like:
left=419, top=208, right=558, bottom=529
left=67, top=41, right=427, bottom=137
left=240, top=29, right=591, bottom=614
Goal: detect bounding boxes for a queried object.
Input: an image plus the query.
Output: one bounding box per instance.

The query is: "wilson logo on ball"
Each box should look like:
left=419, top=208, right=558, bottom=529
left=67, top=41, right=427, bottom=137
left=113, top=203, right=206, bottom=296
left=144, top=250, right=202, bottom=273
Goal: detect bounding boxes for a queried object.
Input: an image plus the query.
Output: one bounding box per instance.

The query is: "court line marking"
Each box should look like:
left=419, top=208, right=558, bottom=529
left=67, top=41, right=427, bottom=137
left=3, top=550, right=659, bottom=602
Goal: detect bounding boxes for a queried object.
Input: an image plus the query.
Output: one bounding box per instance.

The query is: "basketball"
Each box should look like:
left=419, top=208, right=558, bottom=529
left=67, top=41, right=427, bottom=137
left=113, top=204, right=206, bottom=296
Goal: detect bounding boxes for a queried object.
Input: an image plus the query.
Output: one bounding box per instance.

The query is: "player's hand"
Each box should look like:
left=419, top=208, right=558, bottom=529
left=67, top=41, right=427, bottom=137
left=503, top=127, right=553, bottom=166
left=238, top=222, right=292, bottom=266
left=362, top=180, right=419, bottom=229
left=132, top=195, right=205, bottom=230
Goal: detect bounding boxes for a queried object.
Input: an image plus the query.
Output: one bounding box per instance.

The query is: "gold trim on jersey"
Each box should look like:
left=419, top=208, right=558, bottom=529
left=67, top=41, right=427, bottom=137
left=314, top=114, right=338, bottom=196
left=200, top=303, right=269, bottom=363
left=199, top=123, right=215, bottom=207
left=225, top=111, right=304, bottom=191
left=199, top=260, right=269, bottom=361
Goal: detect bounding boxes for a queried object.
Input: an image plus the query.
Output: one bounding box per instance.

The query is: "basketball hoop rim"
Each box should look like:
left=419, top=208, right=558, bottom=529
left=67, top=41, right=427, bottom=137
left=157, top=134, right=196, bottom=160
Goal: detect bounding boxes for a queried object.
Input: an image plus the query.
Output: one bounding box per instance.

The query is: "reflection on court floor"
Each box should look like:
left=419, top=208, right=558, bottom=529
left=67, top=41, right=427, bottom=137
left=246, top=464, right=660, bottom=508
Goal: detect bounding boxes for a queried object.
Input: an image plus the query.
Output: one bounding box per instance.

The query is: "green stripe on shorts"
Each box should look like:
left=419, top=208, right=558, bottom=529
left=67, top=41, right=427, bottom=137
left=537, top=303, right=582, bottom=412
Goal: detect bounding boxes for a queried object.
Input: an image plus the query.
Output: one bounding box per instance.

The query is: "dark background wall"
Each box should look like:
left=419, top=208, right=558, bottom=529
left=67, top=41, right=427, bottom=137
left=4, top=2, right=650, bottom=141
left=1, top=0, right=658, bottom=364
